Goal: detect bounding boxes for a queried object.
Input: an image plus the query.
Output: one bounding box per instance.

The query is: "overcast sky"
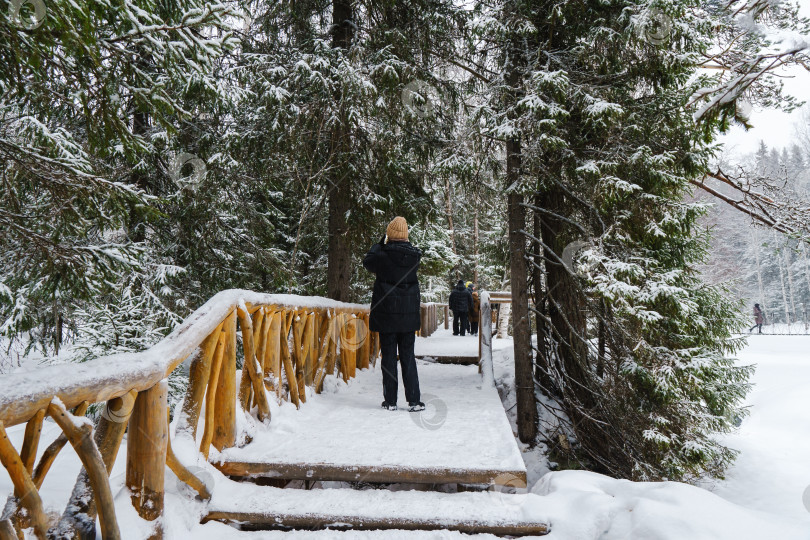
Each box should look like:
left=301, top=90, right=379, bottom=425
left=718, top=0, right=810, bottom=156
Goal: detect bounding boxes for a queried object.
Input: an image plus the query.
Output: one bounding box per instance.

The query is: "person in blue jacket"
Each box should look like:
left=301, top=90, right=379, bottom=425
left=363, top=217, right=425, bottom=412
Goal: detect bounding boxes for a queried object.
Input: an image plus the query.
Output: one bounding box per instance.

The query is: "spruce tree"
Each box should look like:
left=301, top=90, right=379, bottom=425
left=463, top=0, right=805, bottom=479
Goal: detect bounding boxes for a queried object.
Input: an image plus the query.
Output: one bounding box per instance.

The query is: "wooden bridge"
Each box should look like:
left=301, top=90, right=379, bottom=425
left=0, top=290, right=548, bottom=539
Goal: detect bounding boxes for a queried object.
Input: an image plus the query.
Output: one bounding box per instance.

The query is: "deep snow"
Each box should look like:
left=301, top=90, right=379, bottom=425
left=704, top=335, right=810, bottom=524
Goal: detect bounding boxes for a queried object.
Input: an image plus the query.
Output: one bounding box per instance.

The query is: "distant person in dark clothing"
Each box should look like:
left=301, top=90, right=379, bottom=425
left=449, top=280, right=473, bottom=336
left=750, top=303, right=764, bottom=334
left=469, top=288, right=480, bottom=336
left=363, top=216, right=425, bottom=412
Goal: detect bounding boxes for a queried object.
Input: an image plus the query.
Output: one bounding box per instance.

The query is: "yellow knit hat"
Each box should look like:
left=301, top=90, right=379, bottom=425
left=386, top=216, right=409, bottom=241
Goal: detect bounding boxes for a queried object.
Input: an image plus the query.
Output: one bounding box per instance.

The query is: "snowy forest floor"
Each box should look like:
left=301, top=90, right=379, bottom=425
left=2, top=333, right=809, bottom=538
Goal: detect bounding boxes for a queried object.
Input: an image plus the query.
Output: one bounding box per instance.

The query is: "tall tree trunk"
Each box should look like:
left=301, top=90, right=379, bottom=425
left=505, top=39, right=537, bottom=444
left=539, top=184, right=594, bottom=410
left=800, top=243, right=810, bottom=330
left=473, top=211, right=479, bottom=285
left=753, top=228, right=766, bottom=310
left=597, top=300, right=605, bottom=378
left=446, top=176, right=459, bottom=280
left=774, top=232, right=791, bottom=325
left=128, top=110, right=150, bottom=243
left=509, top=190, right=536, bottom=443
left=783, top=245, right=797, bottom=321
left=327, top=0, right=354, bottom=301
left=532, top=194, right=551, bottom=391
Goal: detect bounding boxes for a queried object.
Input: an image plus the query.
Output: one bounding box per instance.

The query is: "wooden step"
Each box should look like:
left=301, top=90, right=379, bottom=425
left=203, top=480, right=549, bottom=536
left=215, top=460, right=526, bottom=486
left=415, top=355, right=479, bottom=365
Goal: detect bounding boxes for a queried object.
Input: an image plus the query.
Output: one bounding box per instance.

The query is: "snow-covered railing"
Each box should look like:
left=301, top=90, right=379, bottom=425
left=478, top=291, right=495, bottom=387
left=0, top=290, right=376, bottom=539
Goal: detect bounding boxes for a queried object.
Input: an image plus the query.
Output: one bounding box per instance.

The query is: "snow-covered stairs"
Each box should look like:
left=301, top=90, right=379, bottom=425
left=202, top=479, right=549, bottom=536
left=201, top=333, right=546, bottom=535
left=213, top=361, right=527, bottom=488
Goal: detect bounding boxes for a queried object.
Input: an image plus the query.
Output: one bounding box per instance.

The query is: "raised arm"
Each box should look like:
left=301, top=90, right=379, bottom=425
left=362, top=240, right=384, bottom=273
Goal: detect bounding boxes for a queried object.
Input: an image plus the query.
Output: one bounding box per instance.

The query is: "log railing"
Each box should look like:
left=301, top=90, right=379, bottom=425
left=0, top=290, right=377, bottom=539
left=419, top=303, right=440, bottom=338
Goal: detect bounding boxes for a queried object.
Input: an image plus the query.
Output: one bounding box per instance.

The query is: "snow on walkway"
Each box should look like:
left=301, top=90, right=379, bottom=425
left=414, top=327, right=512, bottom=358
left=217, top=359, right=525, bottom=474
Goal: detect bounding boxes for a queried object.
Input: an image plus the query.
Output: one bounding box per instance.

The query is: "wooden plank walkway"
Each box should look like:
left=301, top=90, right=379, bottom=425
left=203, top=329, right=550, bottom=535
left=215, top=356, right=525, bottom=486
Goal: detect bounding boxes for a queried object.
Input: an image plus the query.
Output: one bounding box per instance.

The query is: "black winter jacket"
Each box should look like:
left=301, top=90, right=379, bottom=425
left=449, top=283, right=473, bottom=313
left=363, top=240, right=422, bottom=333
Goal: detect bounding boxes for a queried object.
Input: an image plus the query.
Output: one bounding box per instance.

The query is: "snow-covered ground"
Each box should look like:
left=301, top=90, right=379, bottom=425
left=706, top=335, right=810, bottom=524
left=491, top=334, right=810, bottom=540
left=2, top=333, right=810, bottom=538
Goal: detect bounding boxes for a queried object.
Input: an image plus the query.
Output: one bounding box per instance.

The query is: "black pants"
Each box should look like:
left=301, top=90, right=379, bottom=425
left=750, top=324, right=762, bottom=333
left=453, top=310, right=468, bottom=336
left=469, top=319, right=478, bottom=335
left=379, top=332, right=420, bottom=405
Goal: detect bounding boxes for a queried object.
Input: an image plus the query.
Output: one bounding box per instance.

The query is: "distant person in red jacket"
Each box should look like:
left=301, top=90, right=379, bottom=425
left=749, top=304, right=764, bottom=334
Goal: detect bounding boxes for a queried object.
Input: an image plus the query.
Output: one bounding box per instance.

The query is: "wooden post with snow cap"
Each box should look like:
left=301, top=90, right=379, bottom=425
left=478, top=291, right=495, bottom=388
left=126, top=380, right=168, bottom=533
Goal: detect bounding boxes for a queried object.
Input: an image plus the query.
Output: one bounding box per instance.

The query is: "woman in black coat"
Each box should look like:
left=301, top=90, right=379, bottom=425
left=362, top=216, right=425, bottom=412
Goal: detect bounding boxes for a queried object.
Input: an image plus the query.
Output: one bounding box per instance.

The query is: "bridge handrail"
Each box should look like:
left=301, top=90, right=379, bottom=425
left=0, top=289, right=367, bottom=427
left=0, top=289, right=375, bottom=539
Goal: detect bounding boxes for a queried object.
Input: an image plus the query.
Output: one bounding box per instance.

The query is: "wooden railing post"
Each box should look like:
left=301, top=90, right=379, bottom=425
left=267, top=311, right=282, bottom=400
left=236, top=306, right=271, bottom=421
left=19, top=410, right=45, bottom=473
left=126, top=381, right=168, bottom=534
left=0, top=421, right=50, bottom=538
left=359, top=312, right=370, bottom=369
left=420, top=305, right=427, bottom=336
left=478, top=291, right=494, bottom=387
left=178, top=324, right=222, bottom=441
left=59, top=391, right=135, bottom=536
left=213, top=311, right=237, bottom=451
left=444, top=305, right=449, bottom=329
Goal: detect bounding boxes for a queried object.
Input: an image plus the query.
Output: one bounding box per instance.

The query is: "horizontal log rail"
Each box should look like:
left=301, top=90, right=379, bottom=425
left=0, top=290, right=377, bottom=539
